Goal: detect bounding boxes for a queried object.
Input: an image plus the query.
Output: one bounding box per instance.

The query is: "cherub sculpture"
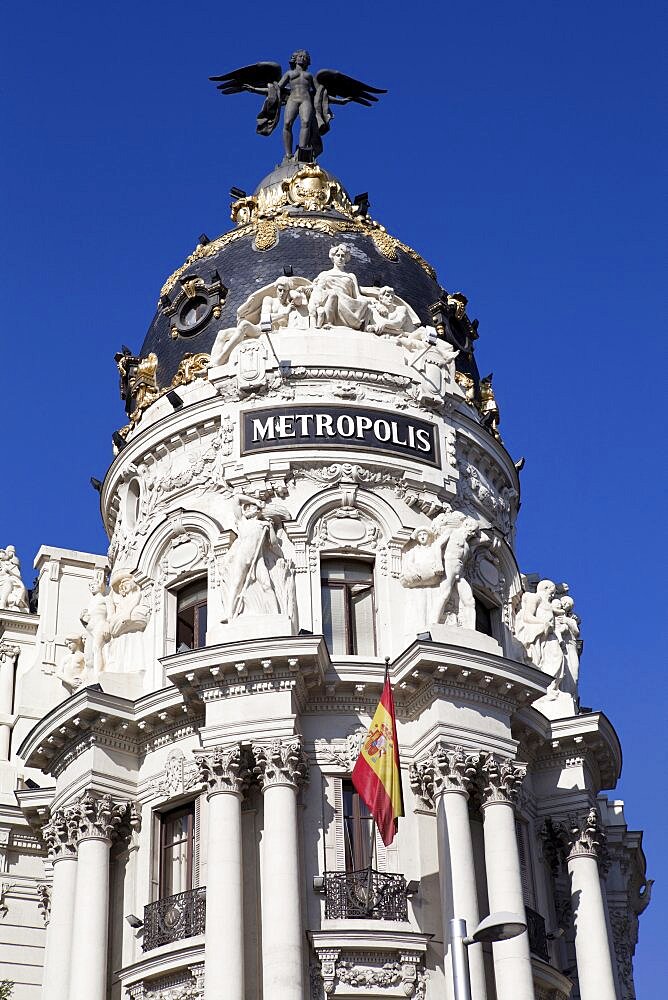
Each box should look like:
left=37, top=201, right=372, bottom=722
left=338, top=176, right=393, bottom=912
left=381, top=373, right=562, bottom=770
left=210, top=50, right=386, bottom=161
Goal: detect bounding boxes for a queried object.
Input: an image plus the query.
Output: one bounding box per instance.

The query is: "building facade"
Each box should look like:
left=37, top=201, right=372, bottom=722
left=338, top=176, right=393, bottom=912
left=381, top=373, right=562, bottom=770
left=0, top=145, right=650, bottom=998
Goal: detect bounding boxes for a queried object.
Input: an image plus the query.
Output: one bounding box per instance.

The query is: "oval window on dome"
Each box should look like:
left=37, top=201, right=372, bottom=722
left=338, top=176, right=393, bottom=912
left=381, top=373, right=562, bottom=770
left=180, top=296, right=209, bottom=332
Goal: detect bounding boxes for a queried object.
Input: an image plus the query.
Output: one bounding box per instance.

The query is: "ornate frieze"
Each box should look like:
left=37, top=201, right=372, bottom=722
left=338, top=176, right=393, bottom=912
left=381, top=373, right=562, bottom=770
left=195, top=743, right=250, bottom=797
left=479, top=754, right=526, bottom=807
left=312, top=947, right=426, bottom=998
left=253, top=738, right=309, bottom=790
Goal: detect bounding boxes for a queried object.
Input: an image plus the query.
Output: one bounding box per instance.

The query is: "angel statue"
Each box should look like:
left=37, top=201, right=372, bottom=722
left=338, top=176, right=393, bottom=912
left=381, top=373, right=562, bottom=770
left=210, top=49, right=386, bottom=161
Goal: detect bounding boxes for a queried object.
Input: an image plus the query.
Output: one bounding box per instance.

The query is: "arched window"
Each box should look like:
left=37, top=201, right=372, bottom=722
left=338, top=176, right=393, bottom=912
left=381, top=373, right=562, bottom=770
left=321, top=559, right=376, bottom=656
left=176, top=579, right=208, bottom=651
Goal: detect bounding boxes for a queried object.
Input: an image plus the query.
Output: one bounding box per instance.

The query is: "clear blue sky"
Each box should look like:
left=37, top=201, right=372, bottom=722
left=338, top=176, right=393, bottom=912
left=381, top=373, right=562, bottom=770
left=1, top=1, right=665, bottom=990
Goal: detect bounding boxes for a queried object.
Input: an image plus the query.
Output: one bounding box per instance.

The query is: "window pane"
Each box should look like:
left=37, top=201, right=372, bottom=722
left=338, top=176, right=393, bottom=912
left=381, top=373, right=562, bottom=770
left=351, top=586, right=376, bottom=656
left=322, top=584, right=348, bottom=655
left=343, top=781, right=374, bottom=871
left=159, top=807, right=194, bottom=898
left=177, top=579, right=208, bottom=612
left=176, top=606, right=195, bottom=650
left=195, top=604, right=208, bottom=648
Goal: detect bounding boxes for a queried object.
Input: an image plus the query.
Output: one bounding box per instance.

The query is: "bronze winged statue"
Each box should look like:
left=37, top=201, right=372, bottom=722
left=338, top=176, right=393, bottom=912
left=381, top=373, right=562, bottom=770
left=210, top=49, right=386, bottom=161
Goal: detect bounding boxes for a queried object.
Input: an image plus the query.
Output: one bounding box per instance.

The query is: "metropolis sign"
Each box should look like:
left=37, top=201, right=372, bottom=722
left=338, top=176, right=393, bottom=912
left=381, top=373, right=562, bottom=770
left=241, top=405, right=440, bottom=468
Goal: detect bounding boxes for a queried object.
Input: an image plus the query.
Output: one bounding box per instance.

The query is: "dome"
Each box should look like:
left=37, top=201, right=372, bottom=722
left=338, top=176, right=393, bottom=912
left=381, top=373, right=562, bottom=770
left=137, top=162, right=480, bottom=390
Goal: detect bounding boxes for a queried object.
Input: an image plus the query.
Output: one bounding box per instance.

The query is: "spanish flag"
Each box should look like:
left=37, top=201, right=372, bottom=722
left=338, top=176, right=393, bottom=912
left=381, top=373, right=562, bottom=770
left=352, top=666, right=404, bottom=846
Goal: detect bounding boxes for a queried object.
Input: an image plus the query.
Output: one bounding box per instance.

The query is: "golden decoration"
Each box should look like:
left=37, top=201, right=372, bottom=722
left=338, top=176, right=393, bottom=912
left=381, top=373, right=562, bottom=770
left=230, top=197, right=258, bottom=227
left=455, top=371, right=475, bottom=404
left=281, top=164, right=346, bottom=213
left=254, top=219, right=279, bottom=251
left=129, top=353, right=160, bottom=424
left=182, top=277, right=204, bottom=299
left=171, top=353, right=211, bottom=388
left=368, top=227, right=398, bottom=260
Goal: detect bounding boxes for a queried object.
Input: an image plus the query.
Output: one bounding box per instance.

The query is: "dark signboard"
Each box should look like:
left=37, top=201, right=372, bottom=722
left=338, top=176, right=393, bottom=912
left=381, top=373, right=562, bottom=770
left=241, top=405, right=440, bottom=468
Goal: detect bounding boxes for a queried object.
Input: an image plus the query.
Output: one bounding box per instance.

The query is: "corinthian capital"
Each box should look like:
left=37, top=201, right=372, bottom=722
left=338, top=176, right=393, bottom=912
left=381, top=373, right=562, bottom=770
left=479, top=755, right=526, bottom=807
left=253, top=738, right=309, bottom=791
left=41, top=808, right=79, bottom=860
left=410, top=743, right=480, bottom=809
left=566, top=807, right=607, bottom=865
left=69, top=792, right=136, bottom=843
left=0, top=642, right=20, bottom=664
left=195, top=743, right=250, bottom=797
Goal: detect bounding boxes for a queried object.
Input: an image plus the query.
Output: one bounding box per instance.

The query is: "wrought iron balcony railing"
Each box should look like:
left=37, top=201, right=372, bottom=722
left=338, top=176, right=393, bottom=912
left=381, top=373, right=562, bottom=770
left=323, top=868, right=409, bottom=921
left=143, top=887, right=206, bottom=952
left=526, top=905, right=549, bottom=962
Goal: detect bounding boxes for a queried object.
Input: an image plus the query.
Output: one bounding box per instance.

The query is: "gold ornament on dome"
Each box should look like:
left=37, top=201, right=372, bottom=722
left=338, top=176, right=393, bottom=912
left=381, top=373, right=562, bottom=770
left=159, top=163, right=437, bottom=297
left=254, top=219, right=279, bottom=252
left=281, top=164, right=349, bottom=213
left=171, top=353, right=211, bottom=387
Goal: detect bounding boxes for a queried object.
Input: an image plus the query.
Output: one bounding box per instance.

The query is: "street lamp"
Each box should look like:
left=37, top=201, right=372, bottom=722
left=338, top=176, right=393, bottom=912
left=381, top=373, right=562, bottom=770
left=449, top=911, right=527, bottom=1000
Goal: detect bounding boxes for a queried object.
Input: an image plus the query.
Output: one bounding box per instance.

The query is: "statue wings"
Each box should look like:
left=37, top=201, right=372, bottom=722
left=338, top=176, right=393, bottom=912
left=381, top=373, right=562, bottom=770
left=314, top=70, right=387, bottom=107
left=209, top=62, right=282, bottom=95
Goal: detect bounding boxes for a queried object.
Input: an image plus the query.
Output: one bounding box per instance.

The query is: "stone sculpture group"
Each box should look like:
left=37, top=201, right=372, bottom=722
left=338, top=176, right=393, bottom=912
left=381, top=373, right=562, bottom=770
left=57, top=569, right=150, bottom=690
left=210, top=243, right=459, bottom=373
left=221, top=496, right=298, bottom=631
left=0, top=546, right=28, bottom=612
left=400, top=510, right=480, bottom=631
left=515, top=579, right=580, bottom=698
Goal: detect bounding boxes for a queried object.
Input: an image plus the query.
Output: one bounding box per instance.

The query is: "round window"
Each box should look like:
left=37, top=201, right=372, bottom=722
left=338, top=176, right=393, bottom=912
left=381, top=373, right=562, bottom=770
left=179, top=296, right=210, bottom=332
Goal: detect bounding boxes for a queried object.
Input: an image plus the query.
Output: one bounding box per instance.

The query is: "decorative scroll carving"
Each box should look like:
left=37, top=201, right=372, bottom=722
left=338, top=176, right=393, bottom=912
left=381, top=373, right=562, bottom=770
left=158, top=750, right=200, bottom=798
left=195, top=744, right=250, bottom=797
left=313, top=729, right=365, bottom=771
left=253, top=738, right=308, bottom=790
left=37, top=883, right=51, bottom=924
left=0, top=546, right=29, bottom=611
left=479, top=755, right=526, bottom=806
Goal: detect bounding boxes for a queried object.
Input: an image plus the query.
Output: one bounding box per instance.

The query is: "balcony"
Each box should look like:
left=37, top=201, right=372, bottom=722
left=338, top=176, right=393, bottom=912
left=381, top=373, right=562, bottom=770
left=143, top=887, right=206, bottom=952
left=526, top=905, right=549, bottom=962
left=323, top=868, right=409, bottom=922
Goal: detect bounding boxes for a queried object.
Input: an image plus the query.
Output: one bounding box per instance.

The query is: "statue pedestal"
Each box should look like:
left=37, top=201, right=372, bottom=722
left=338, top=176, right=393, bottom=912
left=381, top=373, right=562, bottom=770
left=207, top=615, right=295, bottom=647
left=533, top=689, right=577, bottom=720
left=409, top=624, right=502, bottom=656
left=97, top=671, right=145, bottom=700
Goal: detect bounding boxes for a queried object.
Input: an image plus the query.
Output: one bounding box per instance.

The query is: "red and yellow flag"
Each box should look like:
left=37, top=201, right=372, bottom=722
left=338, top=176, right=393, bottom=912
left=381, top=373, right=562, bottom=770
left=352, top=667, right=404, bottom=846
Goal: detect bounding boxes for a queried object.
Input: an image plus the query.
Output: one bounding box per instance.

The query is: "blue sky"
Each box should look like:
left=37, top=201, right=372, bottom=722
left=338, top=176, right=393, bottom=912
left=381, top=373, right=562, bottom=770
left=1, top=0, right=665, bottom=989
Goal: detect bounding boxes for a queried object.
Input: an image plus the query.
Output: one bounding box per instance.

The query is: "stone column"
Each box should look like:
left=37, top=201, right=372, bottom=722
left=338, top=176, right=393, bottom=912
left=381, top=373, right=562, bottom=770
left=68, top=793, right=136, bottom=1000
left=566, top=808, right=616, bottom=1000
left=41, top=808, right=79, bottom=1000
left=479, top=756, right=535, bottom=1000
left=416, top=743, right=487, bottom=1000
left=253, top=738, right=308, bottom=1000
left=0, top=643, right=19, bottom=761
left=196, top=744, right=249, bottom=1000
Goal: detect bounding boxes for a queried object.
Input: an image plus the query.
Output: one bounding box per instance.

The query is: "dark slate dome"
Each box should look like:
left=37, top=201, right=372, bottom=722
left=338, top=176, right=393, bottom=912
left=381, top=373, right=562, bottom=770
left=138, top=161, right=480, bottom=386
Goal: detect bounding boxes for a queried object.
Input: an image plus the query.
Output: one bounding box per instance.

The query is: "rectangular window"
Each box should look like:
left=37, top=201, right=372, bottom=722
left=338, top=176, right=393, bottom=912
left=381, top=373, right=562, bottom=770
left=159, top=804, right=195, bottom=898
left=176, top=579, right=208, bottom=651
left=342, top=779, right=374, bottom=871
left=321, top=560, right=376, bottom=656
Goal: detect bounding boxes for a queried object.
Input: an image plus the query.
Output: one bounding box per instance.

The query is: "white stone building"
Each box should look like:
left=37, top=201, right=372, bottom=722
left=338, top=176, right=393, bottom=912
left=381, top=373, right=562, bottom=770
left=0, top=156, right=650, bottom=1000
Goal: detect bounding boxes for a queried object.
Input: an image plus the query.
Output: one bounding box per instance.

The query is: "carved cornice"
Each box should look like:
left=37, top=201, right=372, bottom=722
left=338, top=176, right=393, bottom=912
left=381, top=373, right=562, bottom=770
left=69, top=792, right=140, bottom=845
left=479, top=754, right=527, bottom=807
left=253, top=738, right=309, bottom=791
left=195, top=743, right=250, bottom=798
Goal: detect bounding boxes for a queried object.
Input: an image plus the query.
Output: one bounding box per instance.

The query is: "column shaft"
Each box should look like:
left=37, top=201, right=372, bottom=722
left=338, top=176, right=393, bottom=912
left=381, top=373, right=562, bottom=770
left=568, top=853, right=617, bottom=1000
left=261, top=782, right=304, bottom=999
left=68, top=837, right=111, bottom=1000
left=482, top=801, right=534, bottom=1000
left=42, top=855, right=77, bottom=1000
left=205, top=790, right=244, bottom=1000
left=438, top=791, right=487, bottom=1000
